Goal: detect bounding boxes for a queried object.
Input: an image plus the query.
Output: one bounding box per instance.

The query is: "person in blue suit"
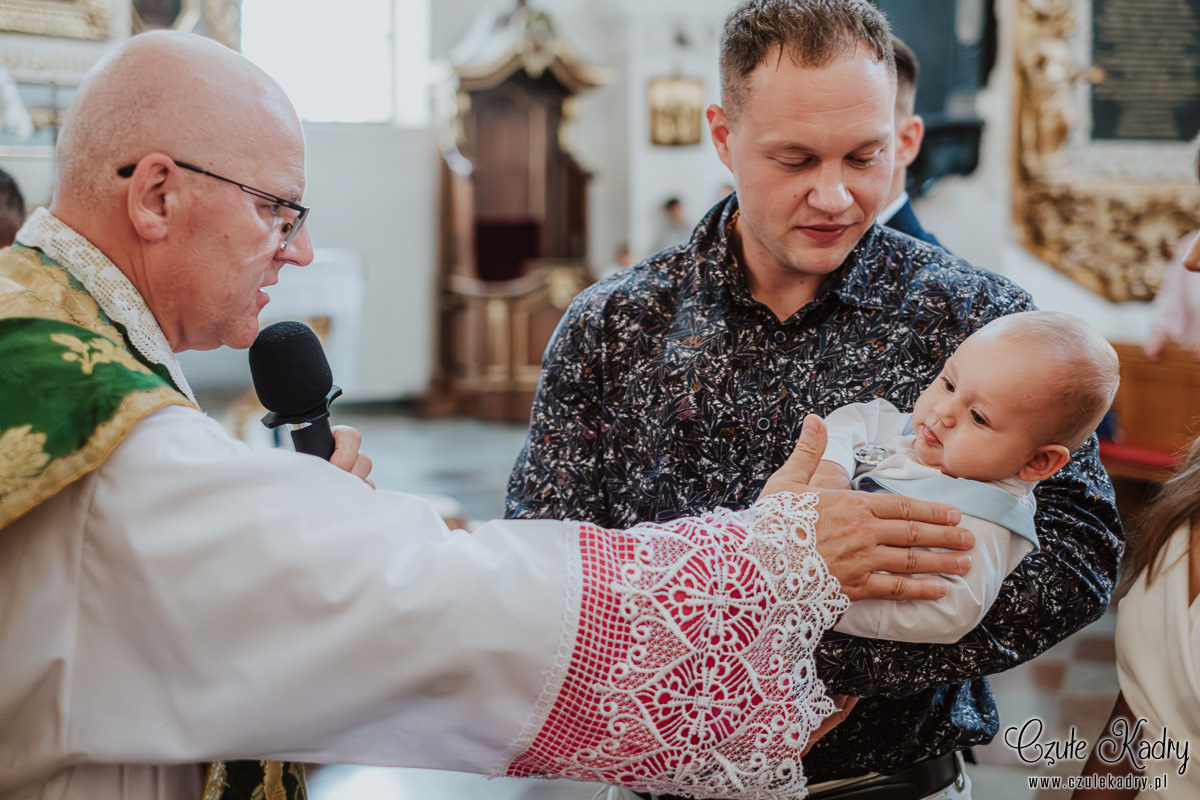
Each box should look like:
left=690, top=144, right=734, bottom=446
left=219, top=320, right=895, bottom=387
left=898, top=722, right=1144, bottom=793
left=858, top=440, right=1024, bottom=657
left=878, top=37, right=943, bottom=248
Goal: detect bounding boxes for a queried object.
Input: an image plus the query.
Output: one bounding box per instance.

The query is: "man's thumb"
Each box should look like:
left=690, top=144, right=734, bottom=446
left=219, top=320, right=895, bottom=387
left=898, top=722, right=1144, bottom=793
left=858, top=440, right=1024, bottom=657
left=782, top=414, right=827, bottom=484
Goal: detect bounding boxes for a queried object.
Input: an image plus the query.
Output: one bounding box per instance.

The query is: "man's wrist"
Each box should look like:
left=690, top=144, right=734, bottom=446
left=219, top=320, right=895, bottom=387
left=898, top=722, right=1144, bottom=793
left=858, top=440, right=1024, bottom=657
left=811, top=461, right=852, bottom=490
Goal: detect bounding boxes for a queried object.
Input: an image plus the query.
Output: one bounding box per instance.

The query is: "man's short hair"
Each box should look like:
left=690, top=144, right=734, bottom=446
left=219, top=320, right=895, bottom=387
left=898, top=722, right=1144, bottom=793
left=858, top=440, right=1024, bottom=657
left=892, top=36, right=919, bottom=109
left=0, top=167, right=25, bottom=247
left=719, top=0, right=895, bottom=121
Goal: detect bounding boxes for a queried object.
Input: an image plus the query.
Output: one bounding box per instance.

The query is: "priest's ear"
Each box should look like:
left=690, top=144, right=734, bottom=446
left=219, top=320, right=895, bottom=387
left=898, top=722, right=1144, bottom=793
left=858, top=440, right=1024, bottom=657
left=123, top=154, right=179, bottom=243
left=1018, top=444, right=1071, bottom=482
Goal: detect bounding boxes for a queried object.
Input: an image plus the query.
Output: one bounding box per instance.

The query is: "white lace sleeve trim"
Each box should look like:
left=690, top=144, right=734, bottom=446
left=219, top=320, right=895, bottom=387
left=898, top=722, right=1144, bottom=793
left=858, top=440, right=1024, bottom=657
left=501, top=492, right=850, bottom=799
left=15, top=208, right=197, bottom=405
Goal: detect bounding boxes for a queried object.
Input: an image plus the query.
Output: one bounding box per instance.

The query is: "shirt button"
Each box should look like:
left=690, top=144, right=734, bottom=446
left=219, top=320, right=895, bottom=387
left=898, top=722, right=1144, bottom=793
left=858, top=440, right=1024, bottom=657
left=774, top=330, right=787, bottom=344
left=756, top=417, right=771, bottom=431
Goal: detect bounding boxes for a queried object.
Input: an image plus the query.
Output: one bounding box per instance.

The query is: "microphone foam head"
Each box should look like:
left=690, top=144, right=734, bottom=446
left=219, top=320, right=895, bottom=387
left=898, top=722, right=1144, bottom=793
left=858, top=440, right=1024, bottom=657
left=249, top=321, right=333, bottom=418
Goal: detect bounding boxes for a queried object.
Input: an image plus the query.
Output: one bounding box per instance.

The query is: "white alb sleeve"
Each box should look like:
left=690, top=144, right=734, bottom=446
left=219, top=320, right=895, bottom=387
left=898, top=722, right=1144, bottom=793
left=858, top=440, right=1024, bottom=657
left=3, top=406, right=571, bottom=780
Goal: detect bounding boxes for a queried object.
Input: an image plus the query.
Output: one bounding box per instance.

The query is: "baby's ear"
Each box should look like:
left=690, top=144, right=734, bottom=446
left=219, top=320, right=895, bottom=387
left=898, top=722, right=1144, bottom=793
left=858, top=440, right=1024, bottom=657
left=1018, top=445, right=1071, bottom=482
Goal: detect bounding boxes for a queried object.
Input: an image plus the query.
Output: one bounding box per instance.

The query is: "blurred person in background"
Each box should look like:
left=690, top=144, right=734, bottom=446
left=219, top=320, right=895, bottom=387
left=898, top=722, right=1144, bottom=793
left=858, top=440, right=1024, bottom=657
left=877, top=36, right=942, bottom=248
left=0, top=166, right=25, bottom=246
left=1144, top=229, right=1200, bottom=360
left=653, top=195, right=691, bottom=251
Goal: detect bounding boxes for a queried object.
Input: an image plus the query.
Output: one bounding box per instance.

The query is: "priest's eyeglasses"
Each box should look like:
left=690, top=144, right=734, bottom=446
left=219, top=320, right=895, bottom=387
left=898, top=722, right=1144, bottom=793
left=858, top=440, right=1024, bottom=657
left=117, top=160, right=310, bottom=250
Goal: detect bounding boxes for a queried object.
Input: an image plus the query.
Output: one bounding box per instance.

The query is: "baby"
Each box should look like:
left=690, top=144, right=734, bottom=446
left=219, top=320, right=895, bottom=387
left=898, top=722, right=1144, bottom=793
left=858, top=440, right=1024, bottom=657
left=811, top=310, right=1120, bottom=643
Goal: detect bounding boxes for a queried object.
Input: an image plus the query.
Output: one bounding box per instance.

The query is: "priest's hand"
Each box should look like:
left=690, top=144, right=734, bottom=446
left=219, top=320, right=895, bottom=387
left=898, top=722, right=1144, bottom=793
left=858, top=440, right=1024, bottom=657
left=330, top=425, right=375, bottom=489
left=760, top=413, right=972, bottom=602
left=809, top=460, right=853, bottom=491
left=802, top=695, right=858, bottom=757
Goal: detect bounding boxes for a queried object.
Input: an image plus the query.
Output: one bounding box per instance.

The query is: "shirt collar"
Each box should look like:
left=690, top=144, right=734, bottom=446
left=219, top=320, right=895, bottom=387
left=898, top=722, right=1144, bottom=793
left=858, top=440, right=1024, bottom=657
left=687, top=195, right=749, bottom=297
left=877, top=191, right=909, bottom=226
left=15, top=208, right=197, bottom=404
left=830, top=224, right=894, bottom=311
left=691, top=196, right=895, bottom=316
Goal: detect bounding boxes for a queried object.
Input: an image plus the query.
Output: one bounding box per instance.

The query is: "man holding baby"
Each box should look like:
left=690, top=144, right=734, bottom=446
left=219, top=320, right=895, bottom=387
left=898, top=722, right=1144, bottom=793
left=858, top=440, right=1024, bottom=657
left=507, top=1, right=1124, bottom=797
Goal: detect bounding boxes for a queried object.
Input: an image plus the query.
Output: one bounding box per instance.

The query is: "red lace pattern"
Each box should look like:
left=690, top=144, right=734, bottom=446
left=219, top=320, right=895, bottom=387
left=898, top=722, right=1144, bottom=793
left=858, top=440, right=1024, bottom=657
left=503, top=492, right=848, bottom=799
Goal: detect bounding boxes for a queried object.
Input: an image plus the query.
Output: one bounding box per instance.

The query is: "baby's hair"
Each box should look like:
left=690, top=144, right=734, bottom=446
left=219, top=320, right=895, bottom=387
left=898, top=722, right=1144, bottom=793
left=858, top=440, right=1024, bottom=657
left=972, top=311, right=1119, bottom=452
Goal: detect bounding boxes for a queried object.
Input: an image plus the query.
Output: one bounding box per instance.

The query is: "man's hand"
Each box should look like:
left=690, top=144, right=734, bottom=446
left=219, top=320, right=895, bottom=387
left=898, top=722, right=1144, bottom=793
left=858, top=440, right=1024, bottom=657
left=810, top=460, right=853, bottom=491
left=330, top=425, right=375, bottom=489
left=761, top=414, right=972, bottom=602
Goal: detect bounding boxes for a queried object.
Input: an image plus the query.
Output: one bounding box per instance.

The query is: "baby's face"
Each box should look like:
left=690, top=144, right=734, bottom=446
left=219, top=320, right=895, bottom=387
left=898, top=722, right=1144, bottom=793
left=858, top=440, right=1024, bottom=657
left=911, top=332, right=1058, bottom=481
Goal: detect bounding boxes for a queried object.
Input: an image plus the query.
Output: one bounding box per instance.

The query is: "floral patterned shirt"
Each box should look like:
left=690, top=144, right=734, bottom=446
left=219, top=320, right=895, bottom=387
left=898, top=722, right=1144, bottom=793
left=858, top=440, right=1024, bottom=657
left=505, top=196, right=1123, bottom=781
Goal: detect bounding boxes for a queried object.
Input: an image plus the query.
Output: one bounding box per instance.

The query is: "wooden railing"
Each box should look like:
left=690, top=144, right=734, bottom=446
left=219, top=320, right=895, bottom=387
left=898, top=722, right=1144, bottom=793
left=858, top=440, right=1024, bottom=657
left=1099, top=343, right=1200, bottom=484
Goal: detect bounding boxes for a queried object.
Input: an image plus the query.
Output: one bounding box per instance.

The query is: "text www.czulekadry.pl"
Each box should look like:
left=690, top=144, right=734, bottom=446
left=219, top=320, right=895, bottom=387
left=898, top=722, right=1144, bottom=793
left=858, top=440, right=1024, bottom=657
left=1001, top=716, right=1188, bottom=792
left=1026, top=773, right=1168, bottom=792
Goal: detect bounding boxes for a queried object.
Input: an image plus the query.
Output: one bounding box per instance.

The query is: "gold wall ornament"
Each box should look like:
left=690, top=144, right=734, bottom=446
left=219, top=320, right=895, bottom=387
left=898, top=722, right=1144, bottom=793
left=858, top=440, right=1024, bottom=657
left=1019, top=181, right=1200, bottom=300
left=648, top=77, right=704, bottom=146
left=1013, top=0, right=1200, bottom=302
left=0, top=0, right=113, bottom=40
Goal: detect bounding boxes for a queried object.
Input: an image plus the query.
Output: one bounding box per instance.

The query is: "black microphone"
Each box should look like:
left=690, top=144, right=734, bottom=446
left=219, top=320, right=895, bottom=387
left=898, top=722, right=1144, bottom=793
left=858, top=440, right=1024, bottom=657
left=249, top=321, right=343, bottom=460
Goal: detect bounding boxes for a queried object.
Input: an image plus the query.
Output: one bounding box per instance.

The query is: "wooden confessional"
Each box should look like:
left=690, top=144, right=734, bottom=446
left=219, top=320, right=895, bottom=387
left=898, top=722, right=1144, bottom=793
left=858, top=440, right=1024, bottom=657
left=429, top=1, right=606, bottom=422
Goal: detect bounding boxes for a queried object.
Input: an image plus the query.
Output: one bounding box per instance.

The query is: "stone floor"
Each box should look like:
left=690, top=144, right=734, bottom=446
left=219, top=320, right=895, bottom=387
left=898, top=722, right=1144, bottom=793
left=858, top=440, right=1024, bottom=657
left=224, top=400, right=1126, bottom=800
left=970, top=610, right=1121, bottom=799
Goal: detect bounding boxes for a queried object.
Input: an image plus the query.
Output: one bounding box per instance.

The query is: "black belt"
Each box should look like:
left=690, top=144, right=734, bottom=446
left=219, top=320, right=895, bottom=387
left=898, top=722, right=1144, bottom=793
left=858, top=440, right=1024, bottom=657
left=634, top=750, right=963, bottom=800
left=805, top=751, right=964, bottom=800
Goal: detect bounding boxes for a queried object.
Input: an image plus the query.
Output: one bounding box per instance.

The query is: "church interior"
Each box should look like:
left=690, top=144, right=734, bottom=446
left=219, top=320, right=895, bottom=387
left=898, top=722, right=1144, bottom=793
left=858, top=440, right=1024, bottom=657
left=2, top=0, right=1198, bottom=797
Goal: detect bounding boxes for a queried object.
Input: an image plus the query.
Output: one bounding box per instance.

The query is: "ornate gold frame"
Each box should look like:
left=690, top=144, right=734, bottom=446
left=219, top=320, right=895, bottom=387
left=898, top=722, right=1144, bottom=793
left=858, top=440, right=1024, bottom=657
left=0, top=0, right=113, bottom=40
left=1013, top=0, right=1200, bottom=302
left=648, top=77, right=704, bottom=146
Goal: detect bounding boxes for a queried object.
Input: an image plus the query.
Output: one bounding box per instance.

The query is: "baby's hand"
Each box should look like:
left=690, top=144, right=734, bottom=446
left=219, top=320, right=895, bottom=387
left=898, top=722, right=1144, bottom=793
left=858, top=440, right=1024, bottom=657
left=809, top=461, right=853, bottom=491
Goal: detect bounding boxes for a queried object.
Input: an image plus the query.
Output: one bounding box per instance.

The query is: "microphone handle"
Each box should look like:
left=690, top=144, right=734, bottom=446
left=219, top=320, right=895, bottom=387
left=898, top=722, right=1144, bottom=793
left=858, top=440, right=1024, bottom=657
left=289, top=419, right=335, bottom=461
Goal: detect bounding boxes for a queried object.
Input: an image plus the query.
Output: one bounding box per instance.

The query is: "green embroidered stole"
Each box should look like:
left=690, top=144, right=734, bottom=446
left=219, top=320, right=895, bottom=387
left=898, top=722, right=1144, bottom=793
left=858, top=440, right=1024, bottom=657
left=0, top=246, right=306, bottom=800
left=0, top=245, right=194, bottom=527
